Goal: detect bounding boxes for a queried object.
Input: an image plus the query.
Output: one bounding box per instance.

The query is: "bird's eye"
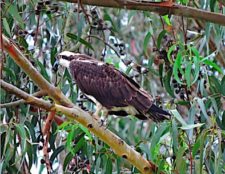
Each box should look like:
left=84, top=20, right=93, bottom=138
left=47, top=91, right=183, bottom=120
left=62, top=55, right=68, bottom=60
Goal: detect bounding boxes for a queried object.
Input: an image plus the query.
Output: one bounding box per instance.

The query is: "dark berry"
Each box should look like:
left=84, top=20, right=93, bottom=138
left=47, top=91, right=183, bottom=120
left=119, top=43, right=125, bottom=48
left=36, top=5, right=42, bottom=10
left=93, top=22, right=98, bottom=26
left=38, top=145, right=43, bottom=150
left=46, top=10, right=51, bottom=14
left=91, top=10, right=97, bottom=15
left=40, top=159, right=45, bottom=164
left=35, top=10, right=40, bottom=15
left=53, top=6, right=59, bottom=12
left=175, top=89, right=180, bottom=94
left=114, top=43, right=118, bottom=47
left=47, top=147, right=51, bottom=153
left=178, top=72, right=182, bottom=78
left=18, top=30, right=24, bottom=36
left=174, top=83, right=178, bottom=88
left=38, top=1, right=44, bottom=6
left=120, top=50, right=125, bottom=56
left=180, top=92, right=185, bottom=99
left=40, top=137, right=44, bottom=143
left=19, top=46, right=25, bottom=51
left=172, top=79, right=176, bottom=84
left=24, top=30, right=28, bottom=35
left=30, top=31, right=35, bottom=37
left=44, top=0, right=51, bottom=5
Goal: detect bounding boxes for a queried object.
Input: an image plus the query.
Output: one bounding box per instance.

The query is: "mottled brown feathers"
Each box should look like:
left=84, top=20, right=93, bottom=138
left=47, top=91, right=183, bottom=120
left=67, top=53, right=170, bottom=122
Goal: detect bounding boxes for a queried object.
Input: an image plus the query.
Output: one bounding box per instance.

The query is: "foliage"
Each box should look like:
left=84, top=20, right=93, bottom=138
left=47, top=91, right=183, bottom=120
left=1, top=0, right=225, bottom=173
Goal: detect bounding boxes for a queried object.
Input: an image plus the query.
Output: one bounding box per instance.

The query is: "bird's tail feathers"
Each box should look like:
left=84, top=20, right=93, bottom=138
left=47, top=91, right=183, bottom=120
left=147, top=104, right=171, bottom=122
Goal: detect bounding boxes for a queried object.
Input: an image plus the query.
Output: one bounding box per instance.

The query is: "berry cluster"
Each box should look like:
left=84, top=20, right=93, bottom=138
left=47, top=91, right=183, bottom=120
left=17, top=29, right=35, bottom=37
left=35, top=0, right=59, bottom=15
left=90, top=9, right=109, bottom=31
left=68, top=152, right=90, bottom=173
left=37, top=133, right=52, bottom=166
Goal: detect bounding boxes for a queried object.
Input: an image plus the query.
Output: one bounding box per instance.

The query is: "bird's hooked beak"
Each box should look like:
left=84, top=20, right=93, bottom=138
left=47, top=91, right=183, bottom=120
left=52, top=59, right=59, bottom=72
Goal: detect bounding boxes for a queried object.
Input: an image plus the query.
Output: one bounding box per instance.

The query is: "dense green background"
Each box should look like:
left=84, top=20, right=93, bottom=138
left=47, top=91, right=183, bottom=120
left=0, top=0, right=225, bottom=173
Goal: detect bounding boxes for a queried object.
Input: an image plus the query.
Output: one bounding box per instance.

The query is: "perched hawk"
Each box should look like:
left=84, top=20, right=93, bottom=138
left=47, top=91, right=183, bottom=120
left=53, top=51, right=170, bottom=122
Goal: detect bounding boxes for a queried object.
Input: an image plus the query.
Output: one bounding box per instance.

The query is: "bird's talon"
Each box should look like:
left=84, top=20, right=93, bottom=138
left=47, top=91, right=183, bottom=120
left=99, top=119, right=105, bottom=127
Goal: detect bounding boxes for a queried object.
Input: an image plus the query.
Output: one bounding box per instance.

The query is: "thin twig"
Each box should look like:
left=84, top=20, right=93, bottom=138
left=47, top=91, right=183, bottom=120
left=87, top=35, right=120, bottom=57
left=0, top=3, right=5, bottom=79
left=42, top=111, right=56, bottom=173
left=34, top=14, right=40, bottom=46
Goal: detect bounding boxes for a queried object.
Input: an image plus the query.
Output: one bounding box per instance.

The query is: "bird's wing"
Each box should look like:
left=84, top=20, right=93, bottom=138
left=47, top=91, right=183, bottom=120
left=69, top=59, right=153, bottom=113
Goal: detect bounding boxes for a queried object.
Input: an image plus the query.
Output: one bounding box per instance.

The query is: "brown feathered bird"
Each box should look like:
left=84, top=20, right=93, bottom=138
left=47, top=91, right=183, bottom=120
left=53, top=51, right=170, bottom=122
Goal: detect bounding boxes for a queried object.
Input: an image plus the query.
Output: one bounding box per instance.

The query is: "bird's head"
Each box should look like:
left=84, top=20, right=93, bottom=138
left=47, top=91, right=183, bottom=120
left=53, top=51, right=80, bottom=72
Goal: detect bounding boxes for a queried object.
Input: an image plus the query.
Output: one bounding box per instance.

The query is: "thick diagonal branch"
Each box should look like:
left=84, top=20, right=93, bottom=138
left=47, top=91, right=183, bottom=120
left=1, top=34, right=155, bottom=174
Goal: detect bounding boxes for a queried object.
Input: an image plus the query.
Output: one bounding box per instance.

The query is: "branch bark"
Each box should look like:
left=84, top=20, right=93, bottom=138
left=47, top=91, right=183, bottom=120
left=1, top=34, right=156, bottom=174
left=0, top=80, right=53, bottom=111
left=0, top=90, right=47, bottom=108
left=61, top=0, right=225, bottom=26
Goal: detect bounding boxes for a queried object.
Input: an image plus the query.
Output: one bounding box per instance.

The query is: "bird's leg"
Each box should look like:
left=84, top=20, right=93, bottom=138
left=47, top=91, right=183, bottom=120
left=99, top=109, right=109, bottom=128
left=92, top=103, right=102, bottom=120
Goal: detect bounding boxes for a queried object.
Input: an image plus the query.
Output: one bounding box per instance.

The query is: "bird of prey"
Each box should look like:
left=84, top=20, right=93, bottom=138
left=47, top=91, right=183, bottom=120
left=53, top=51, right=170, bottom=122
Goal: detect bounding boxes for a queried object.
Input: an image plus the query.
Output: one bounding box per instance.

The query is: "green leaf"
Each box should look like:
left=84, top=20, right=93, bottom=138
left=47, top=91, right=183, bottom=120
left=203, top=60, right=222, bottom=74
left=150, top=122, right=169, bottom=156
left=210, top=0, right=216, bottom=12
left=0, top=161, right=3, bottom=174
left=163, top=69, right=175, bottom=97
left=26, top=142, right=34, bottom=169
left=15, top=124, right=27, bottom=152
left=7, top=3, right=25, bottom=28
left=3, top=18, right=11, bottom=37
left=197, top=98, right=210, bottom=123
left=50, top=145, right=65, bottom=162
left=36, top=60, right=50, bottom=82
left=171, top=109, right=187, bottom=126
left=167, top=44, right=176, bottom=64
left=63, top=153, right=73, bottom=171
left=209, top=76, right=221, bottom=94
left=171, top=120, right=178, bottom=151
left=143, top=32, right=152, bottom=56
left=192, top=56, right=200, bottom=85
left=222, top=111, right=225, bottom=129
left=162, top=15, right=172, bottom=26
left=185, top=62, right=192, bottom=87
left=66, top=33, right=94, bottom=50
left=221, top=76, right=225, bottom=96
left=159, top=63, right=164, bottom=86
left=79, top=124, right=93, bottom=140
left=105, top=157, right=113, bottom=173
left=157, top=30, right=167, bottom=49
left=173, top=52, right=184, bottom=84
left=176, top=146, right=187, bottom=174
left=180, top=123, right=204, bottom=130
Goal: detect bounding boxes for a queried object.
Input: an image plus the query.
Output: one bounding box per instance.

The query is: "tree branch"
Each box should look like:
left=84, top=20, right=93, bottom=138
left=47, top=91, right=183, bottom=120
left=0, top=90, right=47, bottom=108
left=0, top=80, right=53, bottom=111
left=61, top=0, right=225, bottom=26
left=1, top=34, right=156, bottom=174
